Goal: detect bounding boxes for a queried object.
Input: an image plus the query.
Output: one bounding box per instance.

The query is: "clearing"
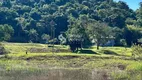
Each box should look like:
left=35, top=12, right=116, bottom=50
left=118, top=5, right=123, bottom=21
left=0, top=43, right=141, bottom=80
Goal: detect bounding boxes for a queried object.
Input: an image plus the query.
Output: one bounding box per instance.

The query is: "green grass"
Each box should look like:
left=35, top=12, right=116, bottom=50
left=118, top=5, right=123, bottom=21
left=2, top=42, right=132, bottom=56
left=0, top=42, right=141, bottom=80
left=90, top=46, right=132, bottom=56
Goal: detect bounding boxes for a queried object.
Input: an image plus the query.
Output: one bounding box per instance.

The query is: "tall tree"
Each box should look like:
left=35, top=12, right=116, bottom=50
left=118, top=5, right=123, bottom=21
left=2, top=0, right=11, bottom=8
left=0, top=24, right=14, bottom=41
left=87, top=21, right=114, bottom=50
left=135, top=2, right=142, bottom=27
left=67, top=16, right=88, bottom=52
left=28, top=29, right=39, bottom=42
left=124, top=25, right=142, bottom=46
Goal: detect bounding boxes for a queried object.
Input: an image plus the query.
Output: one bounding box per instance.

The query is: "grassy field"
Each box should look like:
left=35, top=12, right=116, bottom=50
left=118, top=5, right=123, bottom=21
left=0, top=43, right=142, bottom=80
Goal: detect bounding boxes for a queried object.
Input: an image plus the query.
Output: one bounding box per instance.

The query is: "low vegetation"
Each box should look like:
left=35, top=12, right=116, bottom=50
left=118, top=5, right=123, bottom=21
left=0, top=43, right=9, bottom=55
left=0, top=43, right=141, bottom=80
left=131, top=44, right=142, bottom=59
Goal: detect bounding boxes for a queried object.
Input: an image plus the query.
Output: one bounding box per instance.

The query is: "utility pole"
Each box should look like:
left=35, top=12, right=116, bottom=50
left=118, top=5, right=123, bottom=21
left=50, top=20, right=56, bottom=54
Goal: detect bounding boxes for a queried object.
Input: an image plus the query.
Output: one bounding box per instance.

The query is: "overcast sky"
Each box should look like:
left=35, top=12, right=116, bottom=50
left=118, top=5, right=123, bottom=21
left=114, top=0, right=141, bottom=10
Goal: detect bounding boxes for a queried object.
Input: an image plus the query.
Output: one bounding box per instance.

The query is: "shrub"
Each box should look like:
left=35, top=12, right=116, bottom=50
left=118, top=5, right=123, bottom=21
left=120, top=39, right=127, bottom=47
left=0, top=43, right=7, bottom=55
left=111, top=72, right=130, bottom=80
left=131, top=44, right=142, bottom=58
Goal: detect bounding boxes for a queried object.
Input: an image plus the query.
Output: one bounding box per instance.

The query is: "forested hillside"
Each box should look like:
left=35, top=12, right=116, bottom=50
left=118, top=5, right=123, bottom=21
left=0, top=0, right=142, bottom=46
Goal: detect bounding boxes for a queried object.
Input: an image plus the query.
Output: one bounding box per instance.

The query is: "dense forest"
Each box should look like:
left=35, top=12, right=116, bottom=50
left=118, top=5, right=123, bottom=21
left=0, top=0, right=142, bottom=47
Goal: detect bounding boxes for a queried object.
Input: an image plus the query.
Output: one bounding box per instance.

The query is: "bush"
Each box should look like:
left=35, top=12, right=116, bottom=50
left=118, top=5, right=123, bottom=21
left=120, top=39, right=127, bottom=47
left=0, top=43, right=7, bottom=55
left=131, top=44, right=142, bottom=58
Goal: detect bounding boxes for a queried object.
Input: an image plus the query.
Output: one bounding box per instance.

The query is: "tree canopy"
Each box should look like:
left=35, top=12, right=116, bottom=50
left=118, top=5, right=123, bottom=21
left=0, top=0, right=141, bottom=47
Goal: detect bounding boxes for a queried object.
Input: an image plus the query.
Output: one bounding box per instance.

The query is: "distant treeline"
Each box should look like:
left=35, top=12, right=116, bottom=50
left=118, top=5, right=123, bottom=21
left=0, top=0, right=142, bottom=46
